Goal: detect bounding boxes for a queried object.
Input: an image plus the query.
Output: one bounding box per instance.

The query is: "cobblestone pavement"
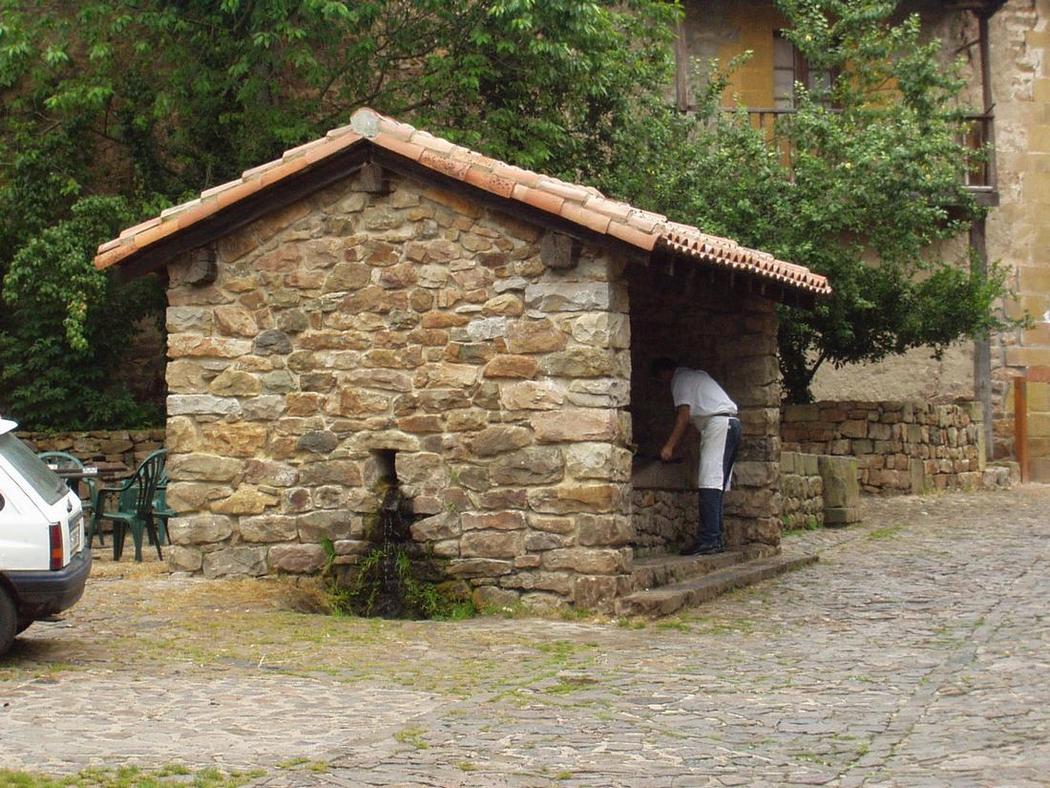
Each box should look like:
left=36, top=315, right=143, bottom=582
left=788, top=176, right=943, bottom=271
left=2, top=487, right=1048, bottom=786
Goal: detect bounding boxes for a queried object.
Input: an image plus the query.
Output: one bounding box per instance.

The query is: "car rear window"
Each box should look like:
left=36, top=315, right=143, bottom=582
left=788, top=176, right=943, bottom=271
left=0, top=433, right=67, bottom=506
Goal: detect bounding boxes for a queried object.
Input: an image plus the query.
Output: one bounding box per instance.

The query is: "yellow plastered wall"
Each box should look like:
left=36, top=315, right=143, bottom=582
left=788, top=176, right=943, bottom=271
left=682, top=0, right=783, bottom=109
left=719, top=4, right=783, bottom=108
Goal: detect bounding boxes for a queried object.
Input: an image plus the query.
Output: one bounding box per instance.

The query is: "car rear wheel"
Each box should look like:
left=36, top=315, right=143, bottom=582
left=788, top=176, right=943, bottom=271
left=0, top=588, right=16, bottom=656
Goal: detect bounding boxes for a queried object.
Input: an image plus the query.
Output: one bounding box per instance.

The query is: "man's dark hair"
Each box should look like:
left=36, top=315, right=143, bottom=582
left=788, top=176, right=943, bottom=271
left=650, top=357, right=678, bottom=377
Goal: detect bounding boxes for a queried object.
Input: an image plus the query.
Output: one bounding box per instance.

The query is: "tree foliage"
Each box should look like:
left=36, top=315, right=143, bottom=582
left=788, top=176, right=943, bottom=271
left=0, top=0, right=1019, bottom=425
left=599, top=0, right=1016, bottom=402
left=0, top=0, right=675, bottom=429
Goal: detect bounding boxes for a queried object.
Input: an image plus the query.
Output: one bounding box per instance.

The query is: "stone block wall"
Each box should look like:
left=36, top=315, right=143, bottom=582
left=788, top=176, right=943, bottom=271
left=19, top=429, right=166, bottom=469
left=631, top=488, right=698, bottom=556
left=780, top=452, right=823, bottom=529
left=781, top=400, right=1006, bottom=494
left=628, top=269, right=783, bottom=550
left=162, top=168, right=638, bottom=612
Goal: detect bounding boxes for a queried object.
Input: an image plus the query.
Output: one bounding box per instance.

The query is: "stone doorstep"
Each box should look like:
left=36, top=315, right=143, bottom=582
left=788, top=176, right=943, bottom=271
left=615, top=553, right=818, bottom=618
left=630, top=543, right=778, bottom=590
left=630, top=550, right=746, bottom=590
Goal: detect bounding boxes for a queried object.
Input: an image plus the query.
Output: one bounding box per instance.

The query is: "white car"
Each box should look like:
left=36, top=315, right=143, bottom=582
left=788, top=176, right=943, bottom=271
left=0, top=418, right=91, bottom=655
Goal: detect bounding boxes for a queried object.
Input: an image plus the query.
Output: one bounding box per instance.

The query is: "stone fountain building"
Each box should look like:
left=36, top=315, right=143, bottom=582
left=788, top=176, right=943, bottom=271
left=95, top=108, right=829, bottom=613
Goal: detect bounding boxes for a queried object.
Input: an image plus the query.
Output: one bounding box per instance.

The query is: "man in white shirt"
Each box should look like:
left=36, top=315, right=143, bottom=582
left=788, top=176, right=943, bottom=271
left=652, top=358, right=742, bottom=555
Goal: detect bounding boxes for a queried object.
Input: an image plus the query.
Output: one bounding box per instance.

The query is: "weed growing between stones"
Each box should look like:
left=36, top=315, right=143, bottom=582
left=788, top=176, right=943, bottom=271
left=0, top=764, right=264, bottom=787
left=782, top=514, right=822, bottom=532
left=321, top=485, right=475, bottom=620
left=867, top=524, right=905, bottom=541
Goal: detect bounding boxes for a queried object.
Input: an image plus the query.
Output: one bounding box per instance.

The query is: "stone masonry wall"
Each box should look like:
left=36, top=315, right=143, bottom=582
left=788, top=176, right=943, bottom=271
left=631, top=489, right=698, bottom=557
left=628, top=271, right=783, bottom=550
left=780, top=401, right=1010, bottom=494
left=20, top=429, right=166, bottom=469
left=162, top=169, right=635, bottom=612
left=779, top=451, right=823, bottom=530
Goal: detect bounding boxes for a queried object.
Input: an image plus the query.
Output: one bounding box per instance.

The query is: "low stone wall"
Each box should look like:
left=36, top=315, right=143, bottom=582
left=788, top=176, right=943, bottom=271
left=631, top=488, right=697, bottom=556
left=780, top=452, right=823, bottom=529
left=781, top=401, right=1012, bottom=494
left=18, top=429, right=166, bottom=469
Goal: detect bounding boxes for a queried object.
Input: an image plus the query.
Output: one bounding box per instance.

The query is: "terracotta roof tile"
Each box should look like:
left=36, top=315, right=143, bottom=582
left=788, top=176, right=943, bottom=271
left=260, top=155, right=310, bottom=186
left=241, top=160, right=279, bottom=180
left=492, top=161, right=541, bottom=189
left=175, top=200, right=216, bottom=230
left=608, top=220, right=658, bottom=252
left=200, top=179, right=241, bottom=201
left=511, top=182, right=565, bottom=215
left=94, top=244, right=130, bottom=270
left=408, top=130, right=454, bottom=155
left=626, top=211, right=663, bottom=234
left=93, top=106, right=830, bottom=299
left=216, top=177, right=264, bottom=209
left=160, top=199, right=199, bottom=220
left=373, top=132, right=427, bottom=162
left=417, top=148, right=472, bottom=180
left=463, top=165, right=516, bottom=199
left=536, top=177, right=592, bottom=203
left=126, top=216, right=180, bottom=250
left=119, top=216, right=161, bottom=240
left=281, top=137, right=328, bottom=160
left=584, top=195, right=632, bottom=222
left=560, top=201, right=612, bottom=236
left=325, top=122, right=356, bottom=139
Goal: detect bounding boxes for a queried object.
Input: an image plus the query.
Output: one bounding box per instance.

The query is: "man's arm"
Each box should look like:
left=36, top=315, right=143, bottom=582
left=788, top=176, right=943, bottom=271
left=660, top=405, right=692, bottom=462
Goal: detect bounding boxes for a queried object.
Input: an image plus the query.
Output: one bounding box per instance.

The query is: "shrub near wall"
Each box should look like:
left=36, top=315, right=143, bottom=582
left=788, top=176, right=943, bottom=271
left=781, top=401, right=1012, bottom=494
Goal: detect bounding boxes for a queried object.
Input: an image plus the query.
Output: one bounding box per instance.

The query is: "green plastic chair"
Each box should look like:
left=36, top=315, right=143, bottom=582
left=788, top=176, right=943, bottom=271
left=152, top=468, right=176, bottom=546
left=37, top=451, right=102, bottom=547
left=97, top=449, right=167, bottom=562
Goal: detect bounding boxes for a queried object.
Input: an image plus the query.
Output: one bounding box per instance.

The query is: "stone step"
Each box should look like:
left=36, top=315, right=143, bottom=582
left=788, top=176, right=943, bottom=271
left=631, top=549, right=744, bottom=590
left=630, top=543, right=778, bottom=590
left=616, top=553, right=818, bottom=618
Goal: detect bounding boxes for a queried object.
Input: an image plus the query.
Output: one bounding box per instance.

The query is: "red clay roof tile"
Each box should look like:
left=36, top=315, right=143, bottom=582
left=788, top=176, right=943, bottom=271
left=511, top=182, right=565, bottom=215
left=559, top=201, right=612, bottom=236
left=585, top=195, right=632, bottom=222
left=93, top=106, right=831, bottom=298
left=119, top=216, right=161, bottom=240
left=464, top=166, right=516, bottom=199
left=417, top=148, right=472, bottom=179
left=373, top=132, right=427, bottom=163
left=608, top=220, right=658, bottom=252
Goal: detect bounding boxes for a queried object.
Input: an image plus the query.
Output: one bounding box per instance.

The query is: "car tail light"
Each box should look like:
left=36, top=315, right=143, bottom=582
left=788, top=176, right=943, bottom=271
left=49, top=522, right=64, bottom=570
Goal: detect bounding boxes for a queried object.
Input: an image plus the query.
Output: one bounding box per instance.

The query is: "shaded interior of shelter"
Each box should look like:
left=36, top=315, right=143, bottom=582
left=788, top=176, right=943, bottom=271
left=627, top=254, right=782, bottom=558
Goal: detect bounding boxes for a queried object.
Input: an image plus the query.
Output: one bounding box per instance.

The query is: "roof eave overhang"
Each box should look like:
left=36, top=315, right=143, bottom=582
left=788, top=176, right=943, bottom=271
left=99, top=142, right=829, bottom=307
left=100, top=141, right=374, bottom=281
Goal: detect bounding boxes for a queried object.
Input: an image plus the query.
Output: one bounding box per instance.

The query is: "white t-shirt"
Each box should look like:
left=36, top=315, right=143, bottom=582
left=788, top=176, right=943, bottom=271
left=671, top=367, right=737, bottom=418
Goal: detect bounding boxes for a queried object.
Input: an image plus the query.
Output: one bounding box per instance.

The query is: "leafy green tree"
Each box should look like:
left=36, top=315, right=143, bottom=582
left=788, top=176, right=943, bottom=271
left=1, top=0, right=1015, bottom=421
left=0, top=197, right=165, bottom=429
left=0, top=0, right=676, bottom=429
left=600, top=0, right=1015, bottom=402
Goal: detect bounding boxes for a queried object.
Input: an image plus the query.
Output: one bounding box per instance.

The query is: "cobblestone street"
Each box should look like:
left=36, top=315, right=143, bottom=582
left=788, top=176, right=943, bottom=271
left=2, top=487, right=1048, bottom=786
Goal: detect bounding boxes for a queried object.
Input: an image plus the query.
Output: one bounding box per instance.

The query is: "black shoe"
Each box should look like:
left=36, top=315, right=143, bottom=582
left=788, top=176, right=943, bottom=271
left=679, top=542, right=725, bottom=557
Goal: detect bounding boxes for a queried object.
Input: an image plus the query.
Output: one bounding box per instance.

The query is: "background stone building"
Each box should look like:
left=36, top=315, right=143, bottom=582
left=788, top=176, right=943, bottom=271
left=94, top=108, right=828, bottom=611
left=675, top=0, right=1050, bottom=477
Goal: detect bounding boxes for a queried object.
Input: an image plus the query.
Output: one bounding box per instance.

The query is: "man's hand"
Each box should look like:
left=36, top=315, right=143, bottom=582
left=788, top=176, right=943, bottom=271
left=660, top=405, right=691, bottom=463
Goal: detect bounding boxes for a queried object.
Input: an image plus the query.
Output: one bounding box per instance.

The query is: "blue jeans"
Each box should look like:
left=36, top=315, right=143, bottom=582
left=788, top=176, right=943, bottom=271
left=695, top=416, right=742, bottom=548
